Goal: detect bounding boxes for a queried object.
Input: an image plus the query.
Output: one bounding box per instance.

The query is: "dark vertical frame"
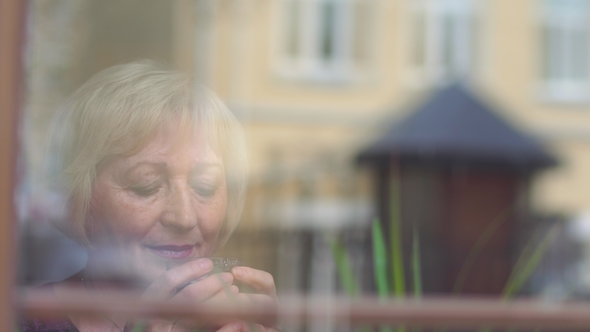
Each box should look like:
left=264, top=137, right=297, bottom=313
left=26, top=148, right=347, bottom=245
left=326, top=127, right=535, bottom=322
left=0, top=0, right=26, bottom=328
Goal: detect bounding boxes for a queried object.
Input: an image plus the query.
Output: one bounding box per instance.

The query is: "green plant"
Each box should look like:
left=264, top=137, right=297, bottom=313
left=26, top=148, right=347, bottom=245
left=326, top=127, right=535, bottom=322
left=502, top=225, right=560, bottom=299
left=372, top=218, right=389, bottom=298
left=412, top=227, right=422, bottom=299
left=330, top=237, right=359, bottom=297
left=452, top=208, right=511, bottom=293
left=389, top=175, right=406, bottom=298
left=331, top=173, right=559, bottom=332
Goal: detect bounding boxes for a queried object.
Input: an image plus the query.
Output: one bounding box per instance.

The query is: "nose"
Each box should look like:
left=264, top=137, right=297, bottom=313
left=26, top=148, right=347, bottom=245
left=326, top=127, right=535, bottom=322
left=160, top=181, right=198, bottom=231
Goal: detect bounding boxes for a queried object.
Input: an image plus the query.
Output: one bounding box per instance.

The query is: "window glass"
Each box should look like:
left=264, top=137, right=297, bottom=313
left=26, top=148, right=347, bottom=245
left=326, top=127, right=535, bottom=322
left=411, top=0, right=475, bottom=84
left=540, top=0, right=590, bottom=101
left=277, top=0, right=375, bottom=81
left=573, top=29, right=589, bottom=81
left=285, top=0, right=301, bottom=58
left=442, top=12, right=456, bottom=76
left=320, top=0, right=336, bottom=61
left=412, top=7, right=426, bottom=68
left=14, top=0, right=590, bottom=330
left=352, top=0, right=371, bottom=64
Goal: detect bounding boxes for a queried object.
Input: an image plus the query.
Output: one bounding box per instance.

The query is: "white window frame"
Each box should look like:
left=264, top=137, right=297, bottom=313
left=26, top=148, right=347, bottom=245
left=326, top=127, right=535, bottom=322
left=273, top=0, right=374, bottom=83
left=538, top=0, right=590, bottom=103
left=408, top=0, right=478, bottom=86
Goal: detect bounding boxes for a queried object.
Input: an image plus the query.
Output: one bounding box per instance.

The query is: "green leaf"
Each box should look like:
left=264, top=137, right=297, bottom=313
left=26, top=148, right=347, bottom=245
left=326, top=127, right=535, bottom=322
left=389, top=169, right=406, bottom=297
left=372, top=218, right=390, bottom=298
left=503, top=225, right=560, bottom=299
left=453, top=208, right=510, bottom=293
left=412, top=227, right=422, bottom=298
left=330, top=237, right=358, bottom=296
left=389, top=164, right=406, bottom=332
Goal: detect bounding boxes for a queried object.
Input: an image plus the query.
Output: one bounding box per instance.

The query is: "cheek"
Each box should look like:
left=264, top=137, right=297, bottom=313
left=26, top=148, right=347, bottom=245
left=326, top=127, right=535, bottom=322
left=199, top=191, right=228, bottom=239
left=89, top=186, right=158, bottom=242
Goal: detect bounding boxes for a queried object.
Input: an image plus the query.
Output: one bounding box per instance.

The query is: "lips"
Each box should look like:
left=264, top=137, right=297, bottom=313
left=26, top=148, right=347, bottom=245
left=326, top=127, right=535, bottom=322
left=145, top=245, right=194, bottom=259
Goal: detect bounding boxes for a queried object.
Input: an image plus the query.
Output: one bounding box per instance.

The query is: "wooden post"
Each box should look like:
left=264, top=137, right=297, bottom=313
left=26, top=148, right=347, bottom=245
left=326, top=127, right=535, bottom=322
left=0, top=0, right=26, bottom=329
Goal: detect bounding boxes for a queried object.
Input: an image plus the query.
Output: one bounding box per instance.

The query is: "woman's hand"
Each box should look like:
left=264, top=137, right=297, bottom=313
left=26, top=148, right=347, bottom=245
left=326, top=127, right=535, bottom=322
left=222, top=266, right=278, bottom=330
left=138, top=258, right=239, bottom=331
left=209, top=266, right=280, bottom=332
left=143, top=258, right=238, bottom=301
left=216, top=320, right=279, bottom=332
left=134, top=259, right=278, bottom=331
left=231, top=266, right=277, bottom=300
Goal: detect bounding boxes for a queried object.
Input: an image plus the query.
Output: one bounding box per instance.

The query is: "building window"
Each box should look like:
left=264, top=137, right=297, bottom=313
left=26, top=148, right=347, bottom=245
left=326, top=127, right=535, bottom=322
left=275, top=0, right=374, bottom=83
left=539, top=0, right=590, bottom=103
left=410, top=0, right=478, bottom=85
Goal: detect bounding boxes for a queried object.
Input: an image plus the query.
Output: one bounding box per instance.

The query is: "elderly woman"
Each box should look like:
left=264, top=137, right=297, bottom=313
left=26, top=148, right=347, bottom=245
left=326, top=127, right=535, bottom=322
left=23, top=61, right=276, bottom=332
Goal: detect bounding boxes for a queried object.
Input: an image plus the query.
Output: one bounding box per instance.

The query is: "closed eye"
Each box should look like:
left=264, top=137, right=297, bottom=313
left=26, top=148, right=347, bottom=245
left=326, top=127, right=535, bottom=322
left=130, top=184, right=160, bottom=197
left=193, top=184, right=217, bottom=197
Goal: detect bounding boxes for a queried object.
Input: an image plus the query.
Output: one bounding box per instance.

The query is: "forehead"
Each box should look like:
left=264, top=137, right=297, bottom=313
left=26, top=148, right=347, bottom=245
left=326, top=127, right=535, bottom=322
left=114, top=126, right=224, bottom=170
left=139, top=132, right=221, bottom=163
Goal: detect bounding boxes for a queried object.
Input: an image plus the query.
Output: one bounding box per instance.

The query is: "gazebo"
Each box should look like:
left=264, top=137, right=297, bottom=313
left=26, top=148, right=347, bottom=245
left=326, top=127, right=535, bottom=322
left=358, top=84, right=557, bottom=294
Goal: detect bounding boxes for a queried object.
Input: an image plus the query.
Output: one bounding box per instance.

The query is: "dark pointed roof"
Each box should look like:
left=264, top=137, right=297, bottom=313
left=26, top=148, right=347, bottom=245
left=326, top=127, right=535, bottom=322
left=358, top=84, right=557, bottom=171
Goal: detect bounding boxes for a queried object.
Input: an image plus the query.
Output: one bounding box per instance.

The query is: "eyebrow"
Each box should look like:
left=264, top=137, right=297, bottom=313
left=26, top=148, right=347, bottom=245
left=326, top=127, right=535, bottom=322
left=193, top=163, right=224, bottom=172
left=123, top=162, right=166, bottom=174
left=123, top=161, right=224, bottom=174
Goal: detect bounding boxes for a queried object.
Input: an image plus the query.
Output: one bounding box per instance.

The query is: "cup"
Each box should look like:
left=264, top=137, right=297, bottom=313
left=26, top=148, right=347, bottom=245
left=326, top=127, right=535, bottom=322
left=166, top=257, right=243, bottom=292
left=166, top=257, right=243, bottom=273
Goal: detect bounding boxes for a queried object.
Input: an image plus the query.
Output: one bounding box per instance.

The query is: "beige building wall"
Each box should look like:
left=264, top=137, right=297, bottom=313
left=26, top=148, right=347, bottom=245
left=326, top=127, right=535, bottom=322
left=175, top=0, right=590, bottom=223
left=482, top=0, right=590, bottom=215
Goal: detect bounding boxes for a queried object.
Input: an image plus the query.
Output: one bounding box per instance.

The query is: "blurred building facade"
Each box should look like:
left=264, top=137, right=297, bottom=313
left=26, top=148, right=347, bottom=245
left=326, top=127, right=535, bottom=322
left=175, top=0, right=590, bottom=218
left=21, top=0, right=590, bottom=305
left=170, top=0, right=590, bottom=297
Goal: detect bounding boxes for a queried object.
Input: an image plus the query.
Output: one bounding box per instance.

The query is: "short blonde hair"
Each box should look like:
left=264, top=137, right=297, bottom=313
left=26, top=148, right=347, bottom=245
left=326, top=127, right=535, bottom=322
left=46, top=60, right=247, bottom=248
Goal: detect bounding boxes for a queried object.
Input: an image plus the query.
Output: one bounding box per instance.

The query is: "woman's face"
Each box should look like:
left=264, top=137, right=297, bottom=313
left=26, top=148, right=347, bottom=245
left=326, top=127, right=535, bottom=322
left=87, top=127, right=227, bottom=282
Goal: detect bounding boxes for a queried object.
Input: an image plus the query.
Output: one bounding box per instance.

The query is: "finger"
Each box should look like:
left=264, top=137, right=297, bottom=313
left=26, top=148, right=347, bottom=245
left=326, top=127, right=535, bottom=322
left=172, top=284, right=241, bottom=329
left=241, top=322, right=274, bottom=332
left=215, top=320, right=277, bottom=332
left=231, top=267, right=276, bottom=298
left=233, top=293, right=275, bottom=307
left=216, top=321, right=244, bottom=332
left=143, top=258, right=213, bottom=299
left=193, top=291, right=275, bottom=328
left=231, top=293, right=277, bottom=327
left=173, top=272, right=235, bottom=302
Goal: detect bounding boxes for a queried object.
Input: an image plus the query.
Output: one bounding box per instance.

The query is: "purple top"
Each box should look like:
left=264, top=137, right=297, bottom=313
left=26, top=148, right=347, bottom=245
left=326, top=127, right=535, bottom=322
left=20, top=317, right=78, bottom=332
left=20, top=274, right=80, bottom=332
